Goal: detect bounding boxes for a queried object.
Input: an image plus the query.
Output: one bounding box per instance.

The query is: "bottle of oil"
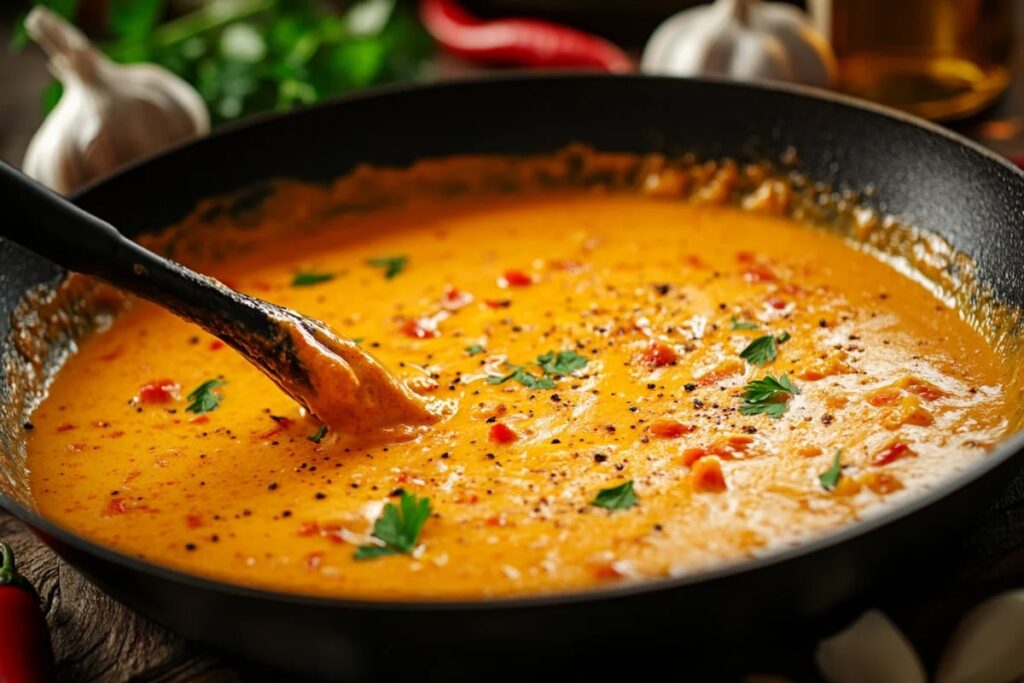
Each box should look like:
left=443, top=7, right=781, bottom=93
left=810, top=0, right=1013, bottom=121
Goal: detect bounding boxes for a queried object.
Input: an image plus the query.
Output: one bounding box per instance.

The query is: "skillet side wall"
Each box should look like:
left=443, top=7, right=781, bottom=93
left=2, top=76, right=1024, bottom=678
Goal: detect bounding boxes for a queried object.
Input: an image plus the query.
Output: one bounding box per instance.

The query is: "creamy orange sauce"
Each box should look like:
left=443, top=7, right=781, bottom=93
left=25, top=189, right=1014, bottom=599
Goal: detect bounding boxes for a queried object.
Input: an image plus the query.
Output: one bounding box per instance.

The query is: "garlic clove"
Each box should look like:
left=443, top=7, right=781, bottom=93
left=935, top=590, right=1024, bottom=683
left=641, top=0, right=836, bottom=89
left=22, top=7, right=209, bottom=194
left=816, top=609, right=927, bottom=683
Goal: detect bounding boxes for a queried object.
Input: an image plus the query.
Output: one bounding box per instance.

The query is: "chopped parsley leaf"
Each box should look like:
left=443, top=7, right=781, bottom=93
left=731, top=315, right=759, bottom=331
left=291, top=271, right=334, bottom=287
left=739, top=335, right=778, bottom=366
left=466, top=344, right=486, bottom=356
left=366, top=255, right=407, bottom=280
left=487, top=367, right=556, bottom=390
left=591, top=480, right=637, bottom=510
left=739, top=374, right=800, bottom=418
left=351, top=337, right=364, bottom=345
left=819, top=449, right=843, bottom=490
left=308, top=425, right=328, bottom=444
left=185, top=379, right=224, bottom=414
left=354, top=492, right=431, bottom=560
left=487, top=349, right=588, bottom=389
left=776, top=330, right=791, bottom=344
left=537, top=350, right=588, bottom=376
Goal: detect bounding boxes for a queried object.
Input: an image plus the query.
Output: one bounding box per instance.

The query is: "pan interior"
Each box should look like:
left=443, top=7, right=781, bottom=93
left=5, top=145, right=1023, bottom=601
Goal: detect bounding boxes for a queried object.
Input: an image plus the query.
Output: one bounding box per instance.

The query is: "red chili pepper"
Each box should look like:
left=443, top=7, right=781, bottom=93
left=0, top=541, right=55, bottom=683
left=420, top=0, right=633, bottom=72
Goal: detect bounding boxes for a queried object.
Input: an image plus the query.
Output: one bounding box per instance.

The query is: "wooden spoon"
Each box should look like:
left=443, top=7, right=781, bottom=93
left=0, top=162, right=442, bottom=442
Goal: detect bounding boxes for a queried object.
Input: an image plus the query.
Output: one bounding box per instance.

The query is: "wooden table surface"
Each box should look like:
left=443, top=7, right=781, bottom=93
left=4, top=8, right=1024, bottom=682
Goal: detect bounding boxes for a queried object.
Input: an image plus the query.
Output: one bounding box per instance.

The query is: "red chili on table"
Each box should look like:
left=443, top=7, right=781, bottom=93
left=419, top=0, right=633, bottom=73
left=0, top=541, right=54, bottom=683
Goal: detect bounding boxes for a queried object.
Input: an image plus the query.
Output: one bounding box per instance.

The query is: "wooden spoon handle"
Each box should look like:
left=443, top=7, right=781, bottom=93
left=0, top=161, right=309, bottom=387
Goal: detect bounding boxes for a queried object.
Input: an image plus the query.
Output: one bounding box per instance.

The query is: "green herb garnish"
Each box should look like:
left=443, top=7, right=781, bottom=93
left=776, top=331, right=791, bottom=344
left=537, top=350, right=588, bottom=376
left=185, top=379, right=224, bottom=414
left=466, top=344, right=485, bottom=356
left=819, top=450, right=843, bottom=490
left=739, top=374, right=799, bottom=418
left=591, top=480, right=637, bottom=511
left=487, top=349, right=588, bottom=390
left=731, top=315, right=759, bottom=331
left=487, top=367, right=557, bottom=390
left=366, top=255, right=407, bottom=279
left=354, top=492, right=432, bottom=560
left=739, top=335, right=778, bottom=366
left=351, top=337, right=364, bottom=345
left=308, top=425, right=328, bottom=444
left=292, top=271, right=334, bottom=287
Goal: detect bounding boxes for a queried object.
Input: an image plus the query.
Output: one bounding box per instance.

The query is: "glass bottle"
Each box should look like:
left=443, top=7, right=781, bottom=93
left=810, top=0, right=1013, bottom=121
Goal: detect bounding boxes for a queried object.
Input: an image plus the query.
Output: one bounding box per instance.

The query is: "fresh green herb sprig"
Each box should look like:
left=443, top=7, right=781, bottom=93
left=487, top=349, right=588, bottom=390
left=591, top=480, right=637, bottom=510
left=366, top=255, right=407, bottom=280
left=292, top=271, right=334, bottom=287
left=730, top=315, right=759, bottom=331
left=739, top=331, right=791, bottom=367
left=307, top=425, right=328, bottom=443
left=819, top=450, right=843, bottom=490
left=466, top=344, right=485, bottom=356
left=185, top=379, right=224, bottom=414
left=739, top=374, right=799, bottom=418
left=354, top=492, right=431, bottom=560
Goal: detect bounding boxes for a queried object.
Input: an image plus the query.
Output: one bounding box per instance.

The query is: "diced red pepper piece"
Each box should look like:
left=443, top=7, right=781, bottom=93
left=489, top=422, right=518, bottom=444
left=138, top=379, right=179, bottom=404
left=499, top=269, right=533, bottom=287
left=873, top=441, right=915, bottom=466
left=692, top=458, right=727, bottom=492
left=484, top=299, right=512, bottom=309
left=641, top=341, right=678, bottom=368
left=400, top=317, right=440, bottom=339
left=743, top=265, right=777, bottom=283
left=56, top=422, right=75, bottom=432
left=209, top=340, right=225, bottom=351
left=650, top=420, right=693, bottom=438
left=104, top=497, right=128, bottom=516
left=681, top=447, right=707, bottom=467
left=766, top=296, right=788, bottom=310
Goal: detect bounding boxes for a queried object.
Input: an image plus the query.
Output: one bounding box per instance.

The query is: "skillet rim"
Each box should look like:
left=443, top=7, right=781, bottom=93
left=4, top=72, right=1024, bottom=612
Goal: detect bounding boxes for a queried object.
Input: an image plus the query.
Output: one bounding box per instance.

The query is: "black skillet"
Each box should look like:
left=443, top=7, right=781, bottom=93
left=2, top=75, right=1024, bottom=680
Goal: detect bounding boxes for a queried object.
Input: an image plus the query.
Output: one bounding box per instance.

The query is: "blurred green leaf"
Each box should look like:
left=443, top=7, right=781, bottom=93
left=42, top=80, right=63, bottom=115
left=24, top=0, right=435, bottom=125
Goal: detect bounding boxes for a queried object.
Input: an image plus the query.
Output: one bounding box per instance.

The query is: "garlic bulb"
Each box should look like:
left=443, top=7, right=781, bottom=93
left=815, top=610, right=927, bottom=683
left=935, top=590, right=1024, bottom=683
left=641, top=0, right=837, bottom=88
left=22, top=7, right=209, bottom=194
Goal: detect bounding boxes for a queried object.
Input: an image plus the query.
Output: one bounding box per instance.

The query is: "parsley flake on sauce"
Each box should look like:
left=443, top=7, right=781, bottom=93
left=537, top=350, right=588, bottom=376
left=487, top=349, right=588, bottom=390
left=466, top=344, right=486, bottom=356
left=739, top=374, right=799, bottom=418
left=819, top=450, right=844, bottom=490
left=354, top=492, right=432, bottom=560
left=487, top=367, right=556, bottom=390
left=185, top=379, right=224, bottom=414
left=731, top=315, right=759, bottom=331
left=591, top=480, right=637, bottom=510
left=739, top=335, right=778, bottom=366
left=307, top=425, right=328, bottom=444
left=739, top=331, right=792, bottom=366
left=366, top=255, right=407, bottom=280
left=291, top=271, right=334, bottom=287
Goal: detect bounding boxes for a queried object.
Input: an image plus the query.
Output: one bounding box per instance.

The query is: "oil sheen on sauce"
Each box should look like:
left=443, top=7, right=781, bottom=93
left=24, top=190, right=1013, bottom=599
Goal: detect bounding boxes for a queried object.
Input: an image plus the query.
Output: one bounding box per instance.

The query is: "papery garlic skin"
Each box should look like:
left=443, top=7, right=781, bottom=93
left=816, top=609, right=927, bottom=683
left=935, top=590, right=1024, bottom=683
left=22, top=7, right=209, bottom=194
left=641, top=0, right=837, bottom=88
